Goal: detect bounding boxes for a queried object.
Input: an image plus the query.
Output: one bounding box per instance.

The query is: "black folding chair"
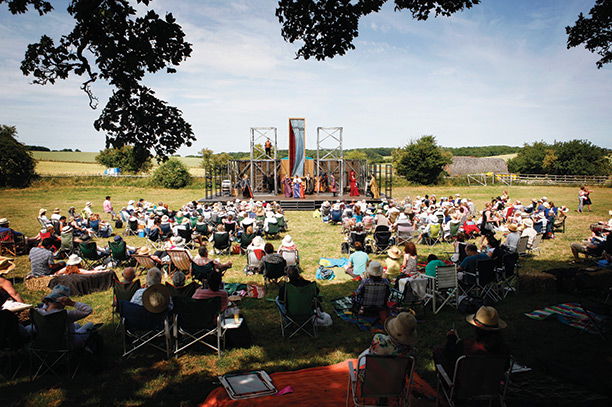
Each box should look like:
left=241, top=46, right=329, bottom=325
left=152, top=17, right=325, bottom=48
left=263, top=259, right=287, bottom=288
left=119, top=300, right=172, bottom=359
left=172, top=297, right=222, bottom=356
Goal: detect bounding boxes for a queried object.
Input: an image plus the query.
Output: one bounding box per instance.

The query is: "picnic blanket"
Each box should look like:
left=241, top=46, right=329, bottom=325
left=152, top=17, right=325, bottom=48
left=319, top=257, right=348, bottom=268
left=331, top=297, right=384, bottom=332
left=201, top=359, right=437, bottom=406
left=524, top=302, right=603, bottom=334
left=316, top=257, right=349, bottom=280
left=48, top=271, right=115, bottom=297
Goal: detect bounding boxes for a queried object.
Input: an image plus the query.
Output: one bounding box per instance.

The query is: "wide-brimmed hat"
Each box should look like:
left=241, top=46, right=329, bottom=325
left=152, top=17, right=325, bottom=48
left=85, top=202, right=92, bottom=206
left=281, top=235, right=294, bottom=247
left=387, top=246, right=402, bottom=260
left=507, top=224, right=518, bottom=232
left=66, top=254, right=82, bottom=266
left=61, top=225, right=73, bottom=233
left=366, top=260, right=383, bottom=277
left=137, top=246, right=151, bottom=255
left=523, top=219, right=534, bottom=227
left=161, top=215, right=169, bottom=222
left=250, top=236, right=265, bottom=249
left=384, top=312, right=417, bottom=345
left=128, top=200, right=135, bottom=205
left=142, top=284, right=170, bottom=313
left=53, top=208, right=61, bottom=214
left=44, top=284, right=71, bottom=302
left=466, top=306, right=507, bottom=330
left=39, top=208, right=47, bottom=216
left=0, top=218, right=9, bottom=225
left=171, top=236, right=185, bottom=247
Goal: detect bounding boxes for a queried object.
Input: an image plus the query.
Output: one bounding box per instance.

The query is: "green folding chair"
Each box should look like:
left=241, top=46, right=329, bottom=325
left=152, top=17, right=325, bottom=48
left=109, top=240, right=132, bottom=267
left=277, top=282, right=319, bottom=338
left=78, top=242, right=108, bottom=268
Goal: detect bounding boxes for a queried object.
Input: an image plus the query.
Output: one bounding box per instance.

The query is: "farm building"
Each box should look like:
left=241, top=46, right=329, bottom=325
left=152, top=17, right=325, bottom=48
left=446, top=156, right=508, bottom=176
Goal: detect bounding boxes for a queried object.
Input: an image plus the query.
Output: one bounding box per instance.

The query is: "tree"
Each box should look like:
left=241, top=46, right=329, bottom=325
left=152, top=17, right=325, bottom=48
left=507, top=142, right=550, bottom=174
left=548, top=139, right=610, bottom=176
left=201, top=148, right=230, bottom=173
left=393, top=135, right=451, bottom=185
left=95, top=145, right=152, bottom=173
left=344, top=149, right=368, bottom=161
left=0, top=125, right=37, bottom=188
left=566, top=0, right=612, bottom=69
left=1, top=0, right=194, bottom=160
left=277, top=0, right=610, bottom=69
left=151, top=158, right=191, bottom=189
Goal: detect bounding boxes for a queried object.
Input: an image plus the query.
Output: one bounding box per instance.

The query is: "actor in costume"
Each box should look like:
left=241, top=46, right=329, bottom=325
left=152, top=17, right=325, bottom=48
left=349, top=170, right=359, bottom=196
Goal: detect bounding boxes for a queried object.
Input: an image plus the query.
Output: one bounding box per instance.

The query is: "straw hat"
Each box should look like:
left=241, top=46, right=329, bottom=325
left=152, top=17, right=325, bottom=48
left=0, top=218, right=8, bottom=225
left=137, top=246, right=151, bottom=256
left=507, top=224, right=518, bottom=232
left=86, top=202, right=92, bottom=206
left=250, top=236, right=265, bottom=250
left=523, top=219, right=534, bottom=227
left=387, top=246, right=402, bottom=260
left=171, top=236, right=185, bottom=247
left=366, top=260, right=383, bottom=277
left=39, top=208, right=47, bottom=216
left=53, top=208, right=61, bottom=214
left=384, top=312, right=417, bottom=345
left=466, top=306, right=507, bottom=330
left=66, top=254, right=82, bottom=266
left=142, top=284, right=170, bottom=313
left=281, top=235, right=294, bottom=247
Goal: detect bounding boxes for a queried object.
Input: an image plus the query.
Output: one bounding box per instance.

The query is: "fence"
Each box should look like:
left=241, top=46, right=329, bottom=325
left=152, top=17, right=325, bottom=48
left=462, top=173, right=610, bottom=186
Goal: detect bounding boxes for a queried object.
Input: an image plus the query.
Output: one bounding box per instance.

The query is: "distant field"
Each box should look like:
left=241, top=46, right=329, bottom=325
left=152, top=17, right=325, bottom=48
left=36, top=160, right=205, bottom=176
left=31, top=151, right=202, bottom=168
left=486, top=153, right=517, bottom=161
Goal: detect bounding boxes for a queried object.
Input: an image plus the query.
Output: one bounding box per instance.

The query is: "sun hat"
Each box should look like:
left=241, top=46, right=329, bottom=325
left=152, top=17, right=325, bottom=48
left=161, top=215, right=169, bottom=222
left=171, top=236, right=185, bottom=247
left=61, top=225, right=73, bottom=233
left=44, top=284, right=71, bottom=303
left=137, top=246, right=151, bottom=255
left=466, top=306, right=507, bottom=330
left=524, top=219, right=534, bottom=227
left=128, top=200, right=135, bottom=205
left=387, top=246, right=402, bottom=260
left=0, top=218, right=8, bottom=225
left=250, top=236, right=265, bottom=250
left=66, top=254, right=82, bottom=266
left=281, top=235, right=294, bottom=247
left=53, top=208, right=61, bottom=214
left=429, top=214, right=439, bottom=223
left=142, top=284, right=170, bottom=313
left=86, top=202, right=92, bottom=206
left=507, top=224, right=518, bottom=232
left=366, top=260, right=384, bottom=277
left=384, top=312, right=417, bottom=346
left=39, top=208, right=47, bottom=216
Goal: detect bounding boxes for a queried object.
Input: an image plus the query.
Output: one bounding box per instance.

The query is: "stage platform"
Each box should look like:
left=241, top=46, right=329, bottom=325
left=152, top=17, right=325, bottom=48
left=198, top=194, right=384, bottom=211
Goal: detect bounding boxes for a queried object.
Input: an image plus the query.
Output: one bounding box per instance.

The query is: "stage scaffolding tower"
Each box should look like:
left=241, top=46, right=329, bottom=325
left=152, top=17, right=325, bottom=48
left=316, top=127, right=344, bottom=195
left=250, top=127, right=278, bottom=195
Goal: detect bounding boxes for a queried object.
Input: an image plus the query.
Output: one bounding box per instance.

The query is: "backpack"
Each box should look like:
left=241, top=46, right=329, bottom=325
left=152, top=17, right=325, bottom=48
left=114, top=219, right=123, bottom=229
left=458, top=295, right=484, bottom=314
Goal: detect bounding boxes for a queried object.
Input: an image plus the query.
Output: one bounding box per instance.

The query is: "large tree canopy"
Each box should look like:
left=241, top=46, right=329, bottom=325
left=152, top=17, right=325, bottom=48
left=277, top=0, right=610, bottom=69
left=566, top=0, right=612, bottom=69
left=1, top=0, right=194, bottom=160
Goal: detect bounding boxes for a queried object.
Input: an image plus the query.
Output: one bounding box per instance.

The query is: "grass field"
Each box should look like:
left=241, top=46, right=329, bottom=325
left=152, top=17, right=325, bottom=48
left=32, top=151, right=203, bottom=171
left=1, top=184, right=611, bottom=406
left=35, top=160, right=205, bottom=177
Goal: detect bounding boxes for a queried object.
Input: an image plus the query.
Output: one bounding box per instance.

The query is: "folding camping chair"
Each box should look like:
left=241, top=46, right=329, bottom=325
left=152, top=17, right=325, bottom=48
left=341, top=230, right=368, bottom=254
left=436, top=355, right=512, bottom=407
left=166, top=281, right=199, bottom=298
left=244, top=247, right=264, bottom=274
left=528, top=233, right=543, bottom=255
left=192, top=261, right=215, bottom=285
left=123, top=218, right=139, bottom=236
left=177, top=228, right=196, bottom=250
left=554, top=216, right=566, bottom=234
left=496, top=253, right=518, bottom=299
left=166, top=249, right=192, bottom=275
left=264, top=222, right=281, bottom=239
left=423, top=265, right=459, bottom=314
left=277, top=282, right=319, bottom=338
left=353, top=281, right=390, bottom=318
left=516, top=235, right=529, bottom=257
left=78, top=242, right=108, bottom=269
left=276, top=215, right=288, bottom=232
left=370, top=227, right=394, bottom=254
left=112, top=280, right=141, bottom=325
left=347, top=354, right=415, bottom=407
left=172, top=297, right=222, bottom=356
left=280, top=248, right=299, bottom=266
left=29, top=309, right=79, bottom=380
left=119, top=300, right=172, bottom=359
left=133, top=254, right=161, bottom=274
left=56, top=232, right=75, bottom=259
left=395, top=229, right=417, bottom=247
left=263, top=259, right=287, bottom=288
left=423, top=223, right=443, bottom=246
left=212, top=232, right=231, bottom=255
left=0, top=231, right=17, bottom=257
left=109, top=240, right=133, bottom=268
left=461, top=259, right=500, bottom=303
left=146, top=229, right=165, bottom=250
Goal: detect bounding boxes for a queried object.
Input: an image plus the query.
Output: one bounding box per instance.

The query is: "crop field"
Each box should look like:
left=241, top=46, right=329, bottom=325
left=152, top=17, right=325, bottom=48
left=32, top=151, right=203, bottom=169
left=1, top=183, right=611, bottom=405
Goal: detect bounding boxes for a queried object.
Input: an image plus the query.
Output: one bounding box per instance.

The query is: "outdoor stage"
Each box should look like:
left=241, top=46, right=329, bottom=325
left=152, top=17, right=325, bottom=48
left=198, top=193, right=383, bottom=211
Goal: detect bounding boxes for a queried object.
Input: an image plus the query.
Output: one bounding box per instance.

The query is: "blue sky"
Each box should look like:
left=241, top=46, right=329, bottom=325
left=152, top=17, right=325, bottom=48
left=0, top=0, right=610, bottom=154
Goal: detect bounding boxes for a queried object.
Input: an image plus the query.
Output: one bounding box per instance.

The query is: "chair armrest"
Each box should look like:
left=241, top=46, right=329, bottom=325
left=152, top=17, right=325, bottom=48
left=436, top=363, right=452, bottom=387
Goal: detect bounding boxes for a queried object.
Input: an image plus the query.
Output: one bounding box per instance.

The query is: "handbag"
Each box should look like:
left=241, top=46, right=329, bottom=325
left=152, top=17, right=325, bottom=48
left=231, top=244, right=241, bottom=255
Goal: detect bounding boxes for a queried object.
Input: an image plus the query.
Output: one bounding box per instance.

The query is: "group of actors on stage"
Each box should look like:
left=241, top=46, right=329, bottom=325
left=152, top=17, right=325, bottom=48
left=238, top=170, right=379, bottom=199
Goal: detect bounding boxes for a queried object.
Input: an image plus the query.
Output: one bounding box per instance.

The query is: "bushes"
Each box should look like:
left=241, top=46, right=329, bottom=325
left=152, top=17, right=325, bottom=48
left=393, top=135, right=452, bottom=185
left=95, top=145, right=152, bottom=174
left=151, top=159, right=191, bottom=188
left=0, top=125, right=37, bottom=188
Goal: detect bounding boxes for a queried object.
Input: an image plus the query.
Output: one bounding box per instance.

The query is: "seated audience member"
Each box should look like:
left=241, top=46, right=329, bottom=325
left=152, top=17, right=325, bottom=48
left=481, top=232, right=503, bottom=263
left=451, top=232, right=468, bottom=264
left=345, top=241, right=369, bottom=279
left=29, top=238, right=66, bottom=277
left=434, top=306, right=510, bottom=373
left=56, top=254, right=104, bottom=275
left=166, top=271, right=198, bottom=298
left=353, top=261, right=390, bottom=315
left=210, top=224, right=230, bottom=252
left=457, top=244, right=489, bottom=276
left=0, top=275, right=24, bottom=304
left=0, top=218, right=27, bottom=249
left=359, top=312, right=417, bottom=364
left=384, top=246, right=403, bottom=280
left=278, top=235, right=299, bottom=266
left=192, top=246, right=232, bottom=282
left=262, top=243, right=286, bottom=268
left=502, top=224, right=521, bottom=254
left=278, top=266, right=320, bottom=308
left=120, top=267, right=136, bottom=284
left=192, top=271, right=228, bottom=311
left=113, top=235, right=137, bottom=256
left=131, top=267, right=163, bottom=306
left=521, top=219, right=538, bottom=249
left=424, top=254, right=447, bottom=278
left=570, top=229, right=610, bottom=262
left=401, top=242, right=418, bottom=275
left=29, top=284, right=95, bottom=349
left=374, top=209, right=390, bottom=227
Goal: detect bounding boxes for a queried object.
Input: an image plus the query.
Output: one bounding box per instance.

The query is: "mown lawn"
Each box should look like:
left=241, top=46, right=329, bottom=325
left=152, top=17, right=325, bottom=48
left=1, top=184, right=611, bottom=406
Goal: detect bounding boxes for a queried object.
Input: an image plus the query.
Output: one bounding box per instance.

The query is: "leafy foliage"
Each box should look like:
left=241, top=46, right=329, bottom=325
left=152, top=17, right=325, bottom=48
left=566, top=0, right=612, bottom=69
left=151, top=158, right=191, bottom=189
left=444, top=145, right=520, bottom=157
left=276, top=0, right=481, bottom=60
left=2, top=0, right=194, bottom=160
left=508, top=140, right=611, bottom=175
left=344, top=149, right=368, bottom=161
left=393, top=135, right=452, bottom=184
left=0, top=125, right=37, bottom=188
left=26, top=145, right=50, bottom=151
left=200, top=148, right=230, bottom=173
left=95, top=146, right=152, bottom=174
